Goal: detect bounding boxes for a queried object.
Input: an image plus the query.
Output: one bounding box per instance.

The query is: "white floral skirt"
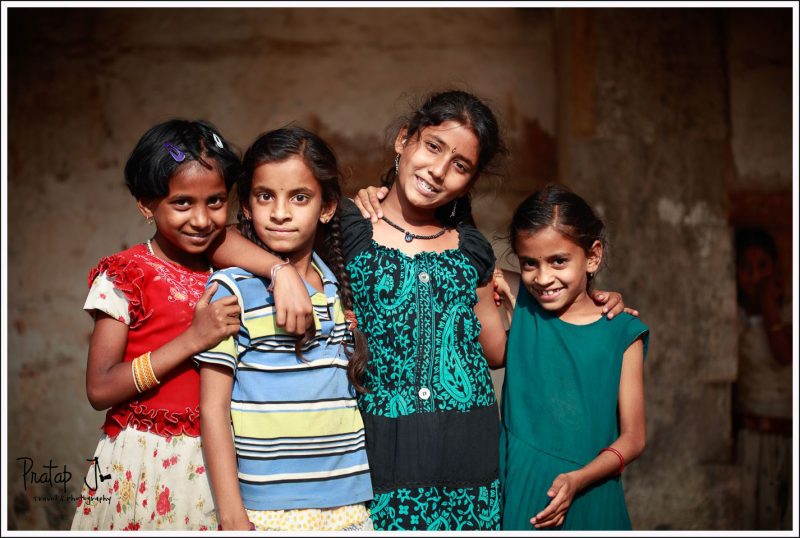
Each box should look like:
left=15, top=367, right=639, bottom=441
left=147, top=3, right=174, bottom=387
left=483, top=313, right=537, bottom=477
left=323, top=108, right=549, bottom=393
left=70, top=426, right=217, bottom=531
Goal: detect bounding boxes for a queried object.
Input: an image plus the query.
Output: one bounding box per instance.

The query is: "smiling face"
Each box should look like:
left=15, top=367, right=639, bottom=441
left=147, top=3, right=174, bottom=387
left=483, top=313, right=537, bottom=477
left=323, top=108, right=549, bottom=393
left=242, top=156, right=336, bottom=262
left=515, top=226, right=602, bottom=317
left=138, top=160, right=228, bottom=270
left=393, top=120, right=480, bottom=213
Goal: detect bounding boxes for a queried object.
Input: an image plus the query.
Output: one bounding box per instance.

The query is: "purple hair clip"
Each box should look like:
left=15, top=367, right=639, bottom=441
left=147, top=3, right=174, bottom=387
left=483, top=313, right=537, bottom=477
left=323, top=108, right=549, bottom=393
left=163, top=142, right=186, bottom=162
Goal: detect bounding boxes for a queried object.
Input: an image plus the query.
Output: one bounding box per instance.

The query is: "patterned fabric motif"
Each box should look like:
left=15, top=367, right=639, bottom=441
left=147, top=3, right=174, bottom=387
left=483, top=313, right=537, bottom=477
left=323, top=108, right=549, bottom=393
left=350, top=243, right=497, bottom=417
left=246, top=503, right=373, bottom=531
left=71, top=427, right=216, bottom=531
left=85, top=273, right=131, bottom=324
left=369, top=481, right=501, bottom=531
left=194, top=253, right=372, bottom=511
left=345, top=240, right=499, bottom=530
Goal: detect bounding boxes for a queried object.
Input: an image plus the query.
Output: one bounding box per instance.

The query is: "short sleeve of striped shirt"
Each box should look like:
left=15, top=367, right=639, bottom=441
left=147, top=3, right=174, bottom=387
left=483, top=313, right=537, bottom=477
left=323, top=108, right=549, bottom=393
left=194, top=270, right=244, bottom=371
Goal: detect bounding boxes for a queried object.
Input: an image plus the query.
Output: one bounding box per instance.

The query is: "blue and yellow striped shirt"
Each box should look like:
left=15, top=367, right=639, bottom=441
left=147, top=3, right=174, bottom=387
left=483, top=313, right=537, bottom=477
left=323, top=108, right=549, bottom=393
left=196, top=252, right=372, bottom=510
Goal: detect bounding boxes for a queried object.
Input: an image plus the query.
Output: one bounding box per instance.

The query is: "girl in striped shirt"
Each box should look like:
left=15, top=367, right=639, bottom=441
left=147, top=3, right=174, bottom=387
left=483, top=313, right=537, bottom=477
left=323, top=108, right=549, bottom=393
left=196, top=126, right=373, bottom=531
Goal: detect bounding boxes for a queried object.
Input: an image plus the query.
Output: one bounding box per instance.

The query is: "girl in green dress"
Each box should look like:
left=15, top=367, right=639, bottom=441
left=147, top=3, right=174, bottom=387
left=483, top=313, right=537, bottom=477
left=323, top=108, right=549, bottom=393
left=497, top=185, right=649, bottom=530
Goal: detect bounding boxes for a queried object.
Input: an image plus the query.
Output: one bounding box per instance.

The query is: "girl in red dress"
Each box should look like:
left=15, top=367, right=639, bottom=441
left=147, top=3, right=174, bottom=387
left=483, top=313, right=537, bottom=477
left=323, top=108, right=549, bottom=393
left=71, top=120, right=244, bottom=530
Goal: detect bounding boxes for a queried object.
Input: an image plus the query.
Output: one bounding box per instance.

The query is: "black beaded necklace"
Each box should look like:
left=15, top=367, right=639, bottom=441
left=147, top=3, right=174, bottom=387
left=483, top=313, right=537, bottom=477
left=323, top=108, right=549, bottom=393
left=381, top=215, right=447, bottom=243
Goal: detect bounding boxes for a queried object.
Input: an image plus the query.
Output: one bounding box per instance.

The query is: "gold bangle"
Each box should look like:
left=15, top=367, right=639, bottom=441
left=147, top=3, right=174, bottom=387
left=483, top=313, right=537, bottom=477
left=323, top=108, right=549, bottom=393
left=140, top=352, right=160, bottom=390
left=135, top=355, right=148, bottom=392
left=135, top=352, right=155, bottom=392
left=131, top=358, right=143, bottom=393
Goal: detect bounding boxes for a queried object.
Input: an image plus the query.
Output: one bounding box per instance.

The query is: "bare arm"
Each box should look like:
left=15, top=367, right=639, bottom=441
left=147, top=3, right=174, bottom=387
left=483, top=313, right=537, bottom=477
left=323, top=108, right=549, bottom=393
left=759, top=280, right=792, bottom=365
left=86, top=283, right=240, bottom=410
left=475, top=281, right=508, bottom=369
left=531, top=338, right=646, bottom=528
left=206, top=227, right=313, bottom=335
left=200, top=363, right=251, bottom=530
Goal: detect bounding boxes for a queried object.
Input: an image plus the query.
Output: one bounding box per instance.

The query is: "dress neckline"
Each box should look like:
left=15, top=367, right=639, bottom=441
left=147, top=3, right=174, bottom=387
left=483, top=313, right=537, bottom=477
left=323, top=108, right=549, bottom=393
left=369, top=239, right=463, bottom=261
left=529, top=291, right=608, bottom=327
left=140, top=242, right=212, bottom=276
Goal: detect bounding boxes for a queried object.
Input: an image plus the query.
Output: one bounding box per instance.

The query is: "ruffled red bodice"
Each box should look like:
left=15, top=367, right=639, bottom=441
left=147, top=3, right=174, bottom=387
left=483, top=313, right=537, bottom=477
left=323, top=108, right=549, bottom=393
left=87, top=243, right=212, bottom=438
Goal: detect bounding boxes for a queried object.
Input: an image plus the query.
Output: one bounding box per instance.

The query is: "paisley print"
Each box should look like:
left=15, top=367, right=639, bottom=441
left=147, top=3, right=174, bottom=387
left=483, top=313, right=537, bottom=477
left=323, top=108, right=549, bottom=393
left=347, top=239, right=500, bottom=531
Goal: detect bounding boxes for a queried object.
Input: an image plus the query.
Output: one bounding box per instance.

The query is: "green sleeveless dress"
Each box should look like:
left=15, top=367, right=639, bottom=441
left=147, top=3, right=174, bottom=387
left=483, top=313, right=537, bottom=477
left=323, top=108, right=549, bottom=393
left=500, top=283, right=649, bottom=530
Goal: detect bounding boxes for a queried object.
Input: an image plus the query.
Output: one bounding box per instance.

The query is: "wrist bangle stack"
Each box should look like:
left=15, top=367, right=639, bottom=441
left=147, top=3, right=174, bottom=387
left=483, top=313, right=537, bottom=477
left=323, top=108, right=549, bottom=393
left=131, top=360, right=143, bottom=393
left=599, top=446, right=625, bottom=476
left=266, top=261, right=291, bottom=293
left=131, top=352, right=160, bottom=393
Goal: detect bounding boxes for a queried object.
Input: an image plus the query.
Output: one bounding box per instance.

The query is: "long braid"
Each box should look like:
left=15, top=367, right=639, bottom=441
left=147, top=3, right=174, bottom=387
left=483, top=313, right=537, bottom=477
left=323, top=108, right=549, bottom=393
left=325, top=211, right=370, bottom=394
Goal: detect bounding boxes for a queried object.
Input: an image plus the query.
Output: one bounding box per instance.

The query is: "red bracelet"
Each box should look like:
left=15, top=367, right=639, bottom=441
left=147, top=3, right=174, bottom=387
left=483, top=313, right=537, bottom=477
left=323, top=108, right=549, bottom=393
left=599, top=446, right=625, bottom=476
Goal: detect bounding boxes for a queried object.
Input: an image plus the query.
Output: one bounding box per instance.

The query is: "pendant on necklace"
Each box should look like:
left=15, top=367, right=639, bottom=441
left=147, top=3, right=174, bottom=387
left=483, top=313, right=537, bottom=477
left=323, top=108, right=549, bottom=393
left=404, top=232, right=414, bottom=243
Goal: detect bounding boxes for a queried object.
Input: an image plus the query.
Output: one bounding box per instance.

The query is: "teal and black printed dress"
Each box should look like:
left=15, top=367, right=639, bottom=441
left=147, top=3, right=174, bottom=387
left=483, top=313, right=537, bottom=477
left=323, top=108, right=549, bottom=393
left=340, top=198, right=501, bottom=531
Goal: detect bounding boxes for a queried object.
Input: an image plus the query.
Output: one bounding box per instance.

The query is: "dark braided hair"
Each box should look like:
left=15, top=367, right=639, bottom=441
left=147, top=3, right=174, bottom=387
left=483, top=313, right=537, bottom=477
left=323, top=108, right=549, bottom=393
left=238, top=125, right=369, bottom=393
left=381, top=90, right=508, bottom=227
left=322, top=212, right=370, bottom=393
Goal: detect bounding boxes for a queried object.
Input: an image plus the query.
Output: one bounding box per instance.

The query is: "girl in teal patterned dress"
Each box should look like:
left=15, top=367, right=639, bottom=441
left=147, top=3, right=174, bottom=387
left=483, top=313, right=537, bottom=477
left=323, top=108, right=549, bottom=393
left=497, top=185, right=649, bottom=530
left=347, top=91, right=628, bottom=530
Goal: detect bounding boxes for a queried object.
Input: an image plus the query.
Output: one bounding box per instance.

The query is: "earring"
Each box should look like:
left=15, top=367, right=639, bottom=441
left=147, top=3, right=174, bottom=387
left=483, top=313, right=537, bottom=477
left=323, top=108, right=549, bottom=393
left=588, top=271, right=595, bottom=278
left=450, top=199, right=458, bottom=219
left=394, top=154, right=400, bottom=176
left=146, top=216, right=154, bottom=225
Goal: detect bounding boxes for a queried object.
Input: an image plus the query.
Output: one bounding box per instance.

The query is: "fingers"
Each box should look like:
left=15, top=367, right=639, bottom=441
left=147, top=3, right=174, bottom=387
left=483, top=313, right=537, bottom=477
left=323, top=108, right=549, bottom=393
left=209, top=295, right=239, bottom=306
left=275, top=305, right=288, bottom=332
left=623, top=307, right=640, bottom=317
left=355, top=190, right=379, bottom=222
left=198, top=281, right=219, bottom=306
left=283, top=312, right=297, bottom=335
left=531, top=477, right=567, bottom=523
left=534, top=510, right=566, bottom=528
left=367, top=188, right=384, bottom=221
left=270, top=266, right=314, bottom=335
left=353, top=194, right=369, bottom=219
left=531, top=492, right=569, bottom=528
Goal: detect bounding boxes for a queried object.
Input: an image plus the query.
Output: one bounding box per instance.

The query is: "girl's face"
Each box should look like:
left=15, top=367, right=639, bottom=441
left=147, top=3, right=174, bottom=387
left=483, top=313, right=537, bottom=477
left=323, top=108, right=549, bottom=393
left=243, top=156, right=336, bottom=262
left=138, top=161, right=228, bottom=268
left=394, top=120, right=480, bottom=212
left=736, top=245, right=775, bottom=302
left=515, top=226, right=602, bottom=316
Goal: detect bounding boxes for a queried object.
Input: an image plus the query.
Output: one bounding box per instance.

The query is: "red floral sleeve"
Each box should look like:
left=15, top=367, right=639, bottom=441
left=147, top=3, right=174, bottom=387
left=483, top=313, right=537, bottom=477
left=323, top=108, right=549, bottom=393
left=88, top=254, right=151, bottom=330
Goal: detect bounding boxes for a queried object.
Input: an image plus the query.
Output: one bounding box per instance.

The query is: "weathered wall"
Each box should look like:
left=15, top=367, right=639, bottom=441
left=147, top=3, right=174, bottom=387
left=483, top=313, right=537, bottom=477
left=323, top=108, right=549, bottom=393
left=556, top=9, right=739, bottom=529
left=4, top=6, right=793, bottom=531
left=552, top=8, right=794, bottom=530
